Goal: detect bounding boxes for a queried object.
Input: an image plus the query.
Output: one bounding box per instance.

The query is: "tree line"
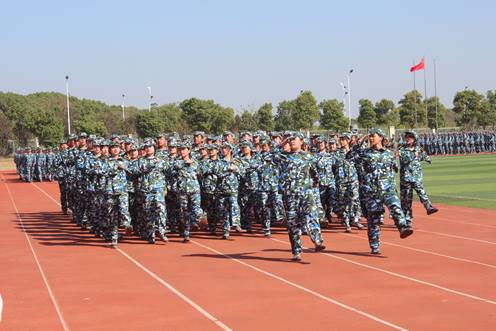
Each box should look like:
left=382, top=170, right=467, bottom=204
left=1, top=88, right=495, bottom=153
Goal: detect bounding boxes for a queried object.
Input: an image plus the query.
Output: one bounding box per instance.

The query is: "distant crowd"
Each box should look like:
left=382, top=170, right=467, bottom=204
left=406, top=131, right=496, bottom=155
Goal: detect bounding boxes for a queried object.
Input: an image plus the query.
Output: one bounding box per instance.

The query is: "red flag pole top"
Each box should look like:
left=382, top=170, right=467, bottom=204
left=410, top=57, right=425, bottom=72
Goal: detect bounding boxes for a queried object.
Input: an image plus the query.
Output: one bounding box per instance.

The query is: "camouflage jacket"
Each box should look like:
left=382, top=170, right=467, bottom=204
left=398, top=145, right=431, bottom=182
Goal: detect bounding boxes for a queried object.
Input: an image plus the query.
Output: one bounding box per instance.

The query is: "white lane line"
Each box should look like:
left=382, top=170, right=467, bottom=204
left=31, top=182, right=231, bottom=331
left=0, top=293, right=3, bottom=322
left=416, top=229, right=496, bottom=245
left=428, top=217, right=496, bottom=229
left=432, top=194, right=496, bottom=202
left=116, top=249, right=231, bottom=331
left=2, top=176, right=70, bottom=330
left=341, top=233, right=496, bottom=269
left=191, top=240, right=408, bottom=331
left=270, top=238, right=496, bottom=306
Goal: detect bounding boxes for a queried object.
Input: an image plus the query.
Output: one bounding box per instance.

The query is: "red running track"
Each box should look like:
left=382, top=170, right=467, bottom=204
left=1, top=170, right=495, bottom=330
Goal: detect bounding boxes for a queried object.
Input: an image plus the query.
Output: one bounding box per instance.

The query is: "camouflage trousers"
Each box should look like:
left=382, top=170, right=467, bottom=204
left=166, top=192, right=180, bottom=232
left=87, top=190, right=102, bottom=233
left=400, top=180, right=432, bottom=223
left=364, top=188, right=409, bottom=250
left=203, top=193, right=218, bottom=232
left=337, top=181, right=362, bottom=227
left=319, top=185, right=337, bottom=221
left=58, top=181, right=69, bottom=214
left=239, top=190, right=260, bottom=231
left=216, top=194, right=241, bottom=236
left=105, top=192, right=131, bottom=241
left=178, top=191, right=203, bottom=239
left=144, top=191, right=167, bottom=241
left=283, top=190, right=324, bottom=255
left=257, top=190, right=284, bottom=234
left=132, top=192, right=146, bottom=236
left=34, top=167, right=44, bottom=181
left=73, top=184, right=88, bottom=227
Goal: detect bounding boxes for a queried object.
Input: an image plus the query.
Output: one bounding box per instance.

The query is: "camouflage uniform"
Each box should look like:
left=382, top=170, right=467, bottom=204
left=278, top=133, right=325, bottom=259
left=398, top=132, right=435, bottom=223
left=175, top=144, right=204, bottom=241
left=237, top=142, right=260, bottom=232
left=134, top=147, right=170, bottom=243
left=103, top=151, right=132, bottom=245
left=358, top=128, right=413, bottom=254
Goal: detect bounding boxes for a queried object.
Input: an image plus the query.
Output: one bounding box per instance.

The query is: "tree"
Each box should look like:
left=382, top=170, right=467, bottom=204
left=31, top=109, right=64, bottom=146
left=210, top=106, right=235, bottom=134
left=179, top=98, right=214, bottom=132
left=319, top=99, right=348, bottom=132
left=155, top=104, right=184, bottom=133
left=357, top=99, right=376, bottom=129
left=275, top=100, right=295, bottom=130
left=238, top=111, right=257, bottom=131
left=398, top=90, right=426, bottom=128
left=135, top=111, right=162, bottom=138
left=425, top=96, right=446, bottom=129
left=452, top=89, right=487, bottom=129
left=384, top=108, right=401, bottom=128
left=486, top=90, right=496, bottom=128
left=292, top=90, right=320, bottom=130
left=255, top=103, right=275, bottom=131
left=374, top=99, right=395, bottom=126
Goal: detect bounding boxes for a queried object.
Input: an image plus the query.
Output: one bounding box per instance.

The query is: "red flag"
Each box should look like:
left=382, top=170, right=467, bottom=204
left=410, top=58, right=425, bottom=72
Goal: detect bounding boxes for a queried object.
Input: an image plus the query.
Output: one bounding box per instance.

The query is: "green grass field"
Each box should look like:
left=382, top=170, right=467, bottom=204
left=407, top=154, right=496, bottom=210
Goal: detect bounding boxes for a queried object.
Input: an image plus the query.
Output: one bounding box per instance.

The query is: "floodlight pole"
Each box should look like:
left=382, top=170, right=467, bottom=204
left=65, top=75, right=71, bottom=135
left=147, top=86, right=152, bottom=112
left=121, top=94, right=126, bottom=121
left=347, top=69, right=354, bottom=130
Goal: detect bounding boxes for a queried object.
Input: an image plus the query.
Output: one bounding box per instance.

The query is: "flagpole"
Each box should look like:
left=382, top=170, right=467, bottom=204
left=423, top=56, right=428, bottom=128
left=434, top=58, right=438, bottom=130
left=413, top=59, right=417, bottom=128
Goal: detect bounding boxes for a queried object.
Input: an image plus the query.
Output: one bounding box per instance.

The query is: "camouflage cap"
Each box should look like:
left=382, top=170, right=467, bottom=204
left=339, top=132, right=352, bottom=140
left=68, top=133, right=77, bottom=140
left=316, top=136, right=327, bottom=144
left=100, top=139, right=110, bottom=147
left=168, top=139, right=178, bottom=148
left=78, top=132, right=88, bottom=138
left=156, top=133, right=165, bottom=138
left=110, top=133, right=120, bottom=140
left=289, top=132, right=305, bottom=140
left=259, top=138, right=270, bottom=146
left=88, top=134, right=97, bottom=141
left=193, top=131, right=206, bottom=137
left=222, top=142, right=234, bottom=150
left=208, top=143, right=221, bottom=151
left=404, top=130, right=418, bottom=140
left=239, top=140, right=254, bottom=149
left=369, top=128, right=386, bottom=137
left=59, top=138, right=67, bottom=144
left=178, top=141, right=192, bottom=149
left=240, top=131, right=252, bottom=137
left=223, top=130, right=234, bottom=137
left=328, top=138, right=338, bottom=144
left=143, top=138, right=155, bottom=147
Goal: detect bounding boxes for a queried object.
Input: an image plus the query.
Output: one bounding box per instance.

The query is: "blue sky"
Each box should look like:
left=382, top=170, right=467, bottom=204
left=1, top=0, right=494, bottom=117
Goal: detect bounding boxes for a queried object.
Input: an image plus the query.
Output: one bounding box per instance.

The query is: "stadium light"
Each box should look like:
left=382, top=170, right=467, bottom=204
left=347, top=69, right=354, bottom=130
left=121, top=94, right=126, bottom=121
left=147, top=86, right=152, bottom=112
left=65, top=75, right=71, bottom=135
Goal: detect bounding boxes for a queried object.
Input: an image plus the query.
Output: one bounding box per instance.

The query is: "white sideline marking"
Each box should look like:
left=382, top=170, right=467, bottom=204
left=416, top=229, right=496, bottom=245
left=429, top=216, right=496, bottom=229
left=116, top=249, right=231, bottom=331
left=342, top=233, right=496, bottom=269
left=31, top=183, right=231, bottom=331
left=270, top=238, right=496, bottom=306
left=432, top=194, right=496, bottom=202
left=191, top=240, right=408, bottom=331
left=0, top=293, right=3, bottom=322
left=2, top=176, right=70, bottom=330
